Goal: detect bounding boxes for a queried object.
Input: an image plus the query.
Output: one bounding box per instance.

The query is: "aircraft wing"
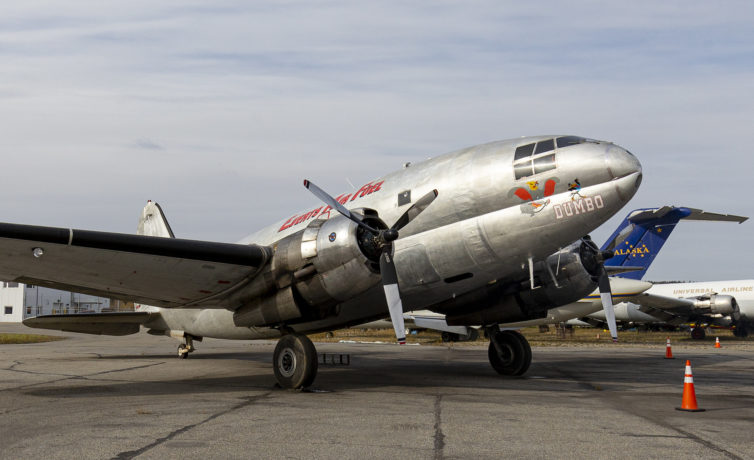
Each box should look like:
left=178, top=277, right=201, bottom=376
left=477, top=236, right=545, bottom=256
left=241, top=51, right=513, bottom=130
left=0, top=222, right=271, bottom=309
left=630, top=293, right=699, bottom=324
left=23, top=312, right=154, bottom=336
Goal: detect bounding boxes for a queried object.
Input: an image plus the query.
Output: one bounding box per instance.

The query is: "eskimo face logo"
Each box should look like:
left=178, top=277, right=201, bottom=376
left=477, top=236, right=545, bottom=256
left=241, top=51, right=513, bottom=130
left=328, top=232, right=337, bottom=242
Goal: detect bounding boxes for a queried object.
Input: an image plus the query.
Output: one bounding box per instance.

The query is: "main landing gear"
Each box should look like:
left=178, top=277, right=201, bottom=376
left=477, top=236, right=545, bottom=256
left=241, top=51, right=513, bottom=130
left=486, top=327, right=532, bottom=376
left=273, top=333, right=318, bottom=389
left=734, top=323, right=749, bottom=338
left=690, top=325, right=706, bottom=340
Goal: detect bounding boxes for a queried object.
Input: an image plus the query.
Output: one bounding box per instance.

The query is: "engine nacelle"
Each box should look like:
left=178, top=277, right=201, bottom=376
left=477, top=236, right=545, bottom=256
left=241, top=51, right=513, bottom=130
left=231, top=212, right=383, bottom=328
left=441, top=241, right=600, bottom=326
left=691, top=294, right=738, bottom=316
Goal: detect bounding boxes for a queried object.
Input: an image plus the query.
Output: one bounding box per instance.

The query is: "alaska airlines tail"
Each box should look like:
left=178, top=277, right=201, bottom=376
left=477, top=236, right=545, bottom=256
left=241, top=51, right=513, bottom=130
left=601, top=206, right=747, bottom=280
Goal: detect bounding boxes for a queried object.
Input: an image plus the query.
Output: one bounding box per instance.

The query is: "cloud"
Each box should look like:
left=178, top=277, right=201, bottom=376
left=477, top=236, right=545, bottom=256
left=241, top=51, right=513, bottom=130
left=0, top=1, right=752, bottom=279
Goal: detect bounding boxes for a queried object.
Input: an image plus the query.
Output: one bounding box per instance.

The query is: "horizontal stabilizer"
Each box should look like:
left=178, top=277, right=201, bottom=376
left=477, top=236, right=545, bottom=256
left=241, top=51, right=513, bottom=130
left=23, top=312, right=154, bottom=336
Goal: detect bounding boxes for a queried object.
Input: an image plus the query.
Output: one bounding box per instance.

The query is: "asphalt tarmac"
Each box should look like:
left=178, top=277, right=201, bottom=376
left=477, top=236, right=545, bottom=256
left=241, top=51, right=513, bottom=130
left=1, top=323, right=752, bottom=460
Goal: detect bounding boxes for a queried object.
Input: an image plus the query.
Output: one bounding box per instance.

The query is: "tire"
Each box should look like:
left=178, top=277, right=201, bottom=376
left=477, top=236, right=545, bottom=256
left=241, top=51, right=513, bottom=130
left=488, top=330, right=530, bottom=376
left=690, top=327, right=706, bottom=340
left=441, top=332, right=456, bottom=342
left=273, top=334, right=318, bottom=389
left=734, top=324, right=749, bottom=338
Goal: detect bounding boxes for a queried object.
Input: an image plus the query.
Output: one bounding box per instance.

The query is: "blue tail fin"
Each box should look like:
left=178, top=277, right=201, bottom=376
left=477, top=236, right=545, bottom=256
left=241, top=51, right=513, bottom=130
left=600, top=206, right=747, bottom=280
left=600, top=207, right=691, bottom=280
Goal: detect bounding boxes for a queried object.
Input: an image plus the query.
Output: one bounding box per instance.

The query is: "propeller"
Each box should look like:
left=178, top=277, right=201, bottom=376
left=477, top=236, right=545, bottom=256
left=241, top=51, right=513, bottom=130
left=303, top=180, right=438, bottom=344
left=582, top=236, right=619, bottom=342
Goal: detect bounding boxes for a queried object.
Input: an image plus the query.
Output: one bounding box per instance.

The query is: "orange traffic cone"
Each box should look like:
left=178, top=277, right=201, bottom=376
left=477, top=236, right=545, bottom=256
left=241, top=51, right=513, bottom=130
left=714, top=337, right=721, bottom=348
left=676, top=360, right=705, bottom=412
left=665, top=337, right=674, bottom=359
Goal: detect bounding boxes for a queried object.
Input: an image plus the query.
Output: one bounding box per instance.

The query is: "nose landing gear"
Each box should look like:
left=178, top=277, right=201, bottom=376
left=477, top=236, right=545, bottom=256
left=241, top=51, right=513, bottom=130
left=177, top=335, right=199, bottom=359
left=486, top=327, right=532, bottom=376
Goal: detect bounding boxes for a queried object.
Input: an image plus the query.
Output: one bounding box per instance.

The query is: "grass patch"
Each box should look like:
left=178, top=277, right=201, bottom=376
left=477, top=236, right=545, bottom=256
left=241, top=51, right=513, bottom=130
left=0, top=333, right=66, bottom=344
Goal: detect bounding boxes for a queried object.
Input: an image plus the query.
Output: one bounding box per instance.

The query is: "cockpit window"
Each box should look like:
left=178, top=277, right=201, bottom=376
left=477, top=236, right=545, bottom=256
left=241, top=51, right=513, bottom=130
left=533, top=154, right=556, bottom=174
left=514, top=143, right=535, bottom=161
left=556, top=136, right=585, bottom=148
left=513, top=138, right=558, bottom=179
left=514, top=162, right=533, bottom=179
left=534, top=139, right=554, bottom=154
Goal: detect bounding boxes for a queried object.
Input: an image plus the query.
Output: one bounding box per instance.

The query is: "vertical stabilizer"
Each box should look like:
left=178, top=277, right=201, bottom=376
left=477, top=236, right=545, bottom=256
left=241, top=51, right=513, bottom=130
left=601, top=206, right=746, bottom=280
left=137, top=201, right=175, bottom=238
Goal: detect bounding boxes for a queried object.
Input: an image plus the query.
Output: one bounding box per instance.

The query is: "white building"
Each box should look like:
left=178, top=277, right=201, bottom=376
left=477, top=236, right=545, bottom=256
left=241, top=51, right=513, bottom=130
left=0, top=283, right=112, bottom=323
left=0, top=282, right=24, bottom=323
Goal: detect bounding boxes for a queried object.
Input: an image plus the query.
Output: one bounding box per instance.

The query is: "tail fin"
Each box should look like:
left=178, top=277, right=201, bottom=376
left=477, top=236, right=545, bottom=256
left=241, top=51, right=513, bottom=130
left=137, top=200, right=175, bottom=238
left=601, top=206, right=747, bottom=280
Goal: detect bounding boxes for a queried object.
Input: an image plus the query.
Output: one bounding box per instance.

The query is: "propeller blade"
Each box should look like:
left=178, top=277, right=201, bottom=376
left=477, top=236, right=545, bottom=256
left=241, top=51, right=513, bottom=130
left=598, top=268, right=618, bottom=342
left=380, top=248, right=406, bottom=344
left=303, top=179, right=379, bottom=233
left=390, top=189, right=439, bottom=231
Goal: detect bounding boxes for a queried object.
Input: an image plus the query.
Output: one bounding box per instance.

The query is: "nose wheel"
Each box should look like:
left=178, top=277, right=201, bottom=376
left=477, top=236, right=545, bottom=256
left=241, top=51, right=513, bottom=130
left=273, top=333, right=318, bottom=389
left=487, top=329, right=532, bottom=376
left=177, top=335, right=197, bottom=359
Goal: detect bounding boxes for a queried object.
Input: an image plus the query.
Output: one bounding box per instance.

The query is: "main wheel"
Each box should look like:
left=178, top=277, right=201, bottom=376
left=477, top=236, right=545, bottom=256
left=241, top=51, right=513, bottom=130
left=488, top=330, right=531, bottom=376
left=734, top=324, right=749, bottom=338
left=690, top=327, right=706, bottom=340
left=273, top=334, right=318, bottom=389
left=441, top=331, right=457, bottom=342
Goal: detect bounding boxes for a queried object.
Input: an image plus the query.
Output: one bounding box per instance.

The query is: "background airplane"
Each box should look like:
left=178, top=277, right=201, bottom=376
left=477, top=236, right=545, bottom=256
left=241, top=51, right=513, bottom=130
left=572, top=206, right=748, bottom=337
left=14, top=135, right=642, bottom=388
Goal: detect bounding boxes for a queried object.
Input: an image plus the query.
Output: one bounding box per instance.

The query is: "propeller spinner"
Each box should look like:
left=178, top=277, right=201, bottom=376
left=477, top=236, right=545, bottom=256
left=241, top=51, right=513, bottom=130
left=304, top=180, right=438, bottom=344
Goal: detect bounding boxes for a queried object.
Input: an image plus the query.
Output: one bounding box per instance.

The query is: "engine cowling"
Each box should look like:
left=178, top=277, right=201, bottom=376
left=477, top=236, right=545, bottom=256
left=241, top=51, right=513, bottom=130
left=232, top=212, right=384, bottom=328
left=691, top=294, right=738, bottom=316
left=441, top=240, right=601, bottom=326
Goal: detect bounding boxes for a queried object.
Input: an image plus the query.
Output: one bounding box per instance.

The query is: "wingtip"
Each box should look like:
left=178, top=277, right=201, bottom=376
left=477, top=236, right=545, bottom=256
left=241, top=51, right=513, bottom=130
left=303, top=179, right=310, bottom=188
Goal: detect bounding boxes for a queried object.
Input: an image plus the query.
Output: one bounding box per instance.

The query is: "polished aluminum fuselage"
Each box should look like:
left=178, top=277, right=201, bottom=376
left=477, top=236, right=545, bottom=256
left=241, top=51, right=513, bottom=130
left=143, top=136, right=642, bottom=339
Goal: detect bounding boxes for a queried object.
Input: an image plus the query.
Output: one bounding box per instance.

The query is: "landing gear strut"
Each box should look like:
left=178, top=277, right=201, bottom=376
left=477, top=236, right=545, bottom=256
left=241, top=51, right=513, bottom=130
left=177, top=335, right=198, bottom=359
left=486, top=328, right=532, bottom=376
left=273, top=333, right=318, bottom=389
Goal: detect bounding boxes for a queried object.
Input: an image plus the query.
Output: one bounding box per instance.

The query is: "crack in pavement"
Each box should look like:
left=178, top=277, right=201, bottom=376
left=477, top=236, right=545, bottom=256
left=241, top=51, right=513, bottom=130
left=433, top=394, right=445, bottom=460
left=112, top=391, right=273, bottom=460
left=0, top=361, right=166, bottom=393
left=548, top=366, right=744, bottom=460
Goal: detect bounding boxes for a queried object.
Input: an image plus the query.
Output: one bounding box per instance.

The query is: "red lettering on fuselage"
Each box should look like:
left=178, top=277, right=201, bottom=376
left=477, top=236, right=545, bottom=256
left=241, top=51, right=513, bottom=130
left=278, top=182, right=384, bottom=232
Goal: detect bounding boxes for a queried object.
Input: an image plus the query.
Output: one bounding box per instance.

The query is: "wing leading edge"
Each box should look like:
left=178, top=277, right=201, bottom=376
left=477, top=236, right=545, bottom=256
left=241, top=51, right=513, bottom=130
left=0, top=222, right=271, bottom=309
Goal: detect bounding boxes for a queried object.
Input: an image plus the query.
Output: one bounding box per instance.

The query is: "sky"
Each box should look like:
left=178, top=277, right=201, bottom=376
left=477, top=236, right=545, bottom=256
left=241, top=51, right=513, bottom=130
left=1, top=1, right=752, bottom=281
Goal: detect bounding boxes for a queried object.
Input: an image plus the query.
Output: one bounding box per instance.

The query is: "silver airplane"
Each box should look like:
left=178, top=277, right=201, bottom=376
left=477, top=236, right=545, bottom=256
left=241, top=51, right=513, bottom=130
left=11, top=135, right=642, bottom=389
